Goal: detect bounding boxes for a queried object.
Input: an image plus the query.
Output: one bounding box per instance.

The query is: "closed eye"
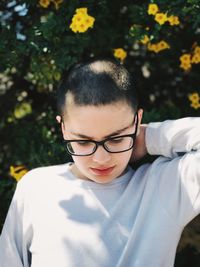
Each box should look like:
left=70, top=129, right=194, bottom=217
left=107, top=138, right=124, bottom=144
left=77, top=141, right=90, bottom=145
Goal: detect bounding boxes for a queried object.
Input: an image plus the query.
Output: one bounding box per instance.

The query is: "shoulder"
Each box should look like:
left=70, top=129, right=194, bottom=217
left=17, top=163, right=71, bottom=191
left=10, top=163, right=76, bottom=209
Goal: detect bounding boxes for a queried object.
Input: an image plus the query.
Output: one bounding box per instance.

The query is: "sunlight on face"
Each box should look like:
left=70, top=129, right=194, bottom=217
left=61, top=99, right=142, bottom=184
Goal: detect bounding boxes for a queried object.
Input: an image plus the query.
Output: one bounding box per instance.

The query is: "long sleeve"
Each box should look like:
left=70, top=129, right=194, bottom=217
left=145, top=117, right=200, bottom=226
left=0, top=179, right=32, bottom=267
left=146, top=117, right=200, bottom=157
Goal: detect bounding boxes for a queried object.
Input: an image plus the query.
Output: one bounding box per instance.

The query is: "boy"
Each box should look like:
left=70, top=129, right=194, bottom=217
left=0, top=58, right=199, bottom=267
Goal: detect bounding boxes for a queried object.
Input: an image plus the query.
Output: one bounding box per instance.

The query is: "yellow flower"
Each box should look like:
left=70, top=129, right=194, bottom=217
left=190, top=101, right=200, bottom=110
left=157, top=40, right=170, bottom=51
left=72, top=13, right=86, bottom=24
left=191, top=53, right=200, bottom=64
left=71, top=15, right=92, bottom=33
left=147, top=43, right=158, bottom=53
left=179, top=53, right=192, bottom=71
left=52, top=0, right=63, bottom=10
left=10, top=165, right=28, bottom=182
left=114, top=48, right=127, bottom=62
left=148, top=4, right=159, bottom=15
left=76, top=22, right=88, bottom=33
left=69, top=8, right=95, bottom=33
left=167, top=15, right=180, bottom=26
left=180, top=62, right=191, bottom=71
left=154, top=13, right=168, bottom=25
left=179, top=54, right=191, bottom=64
left=76, top=8, right=88, bottom=15
left=194, top=46, right=200, bottom=55
left=69, top=22, right=78, bottom=33
left=147, top=41, right=170, bottom=53
left=188, top=93, right=200, bottom=102
left=39, top=0, right=50, bottom=8
left=72, top=13, right=95, bottom=28
left=140, top=35, right=150, bottom=45
left=84, top=15, right=95, bottom=27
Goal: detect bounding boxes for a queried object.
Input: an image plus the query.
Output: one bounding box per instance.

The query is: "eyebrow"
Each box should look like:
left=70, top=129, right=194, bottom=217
left=70, top=121, right=134, bottom=140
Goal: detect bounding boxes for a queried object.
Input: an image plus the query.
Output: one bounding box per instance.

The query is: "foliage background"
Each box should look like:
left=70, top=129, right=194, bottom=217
left=0, top=0, right=200, bottom=266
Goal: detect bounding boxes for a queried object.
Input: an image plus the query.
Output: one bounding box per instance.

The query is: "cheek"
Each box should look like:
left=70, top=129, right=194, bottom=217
left=72, top=155, right=91, bottom=168
left=116, top=150, right=132, bottom=164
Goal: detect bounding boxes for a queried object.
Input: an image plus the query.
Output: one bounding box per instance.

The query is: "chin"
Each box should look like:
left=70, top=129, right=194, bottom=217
left=90, top=175, right=116, bottom=184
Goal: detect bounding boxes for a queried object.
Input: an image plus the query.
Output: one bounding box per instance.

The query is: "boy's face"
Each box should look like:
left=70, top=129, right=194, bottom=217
left=61, top=100, right=143, bottom=184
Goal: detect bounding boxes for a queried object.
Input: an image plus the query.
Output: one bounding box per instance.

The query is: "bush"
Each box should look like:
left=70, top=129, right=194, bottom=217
left=0, top=0, right=200, bottom=264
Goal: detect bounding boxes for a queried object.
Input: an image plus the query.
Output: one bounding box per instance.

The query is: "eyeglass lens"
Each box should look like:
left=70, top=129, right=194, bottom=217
left=67, top=136, right=134, bottom=155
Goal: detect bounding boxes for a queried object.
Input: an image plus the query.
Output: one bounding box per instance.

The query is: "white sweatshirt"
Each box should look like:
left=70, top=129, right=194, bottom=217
left=0, top=118, right=200, bottom=267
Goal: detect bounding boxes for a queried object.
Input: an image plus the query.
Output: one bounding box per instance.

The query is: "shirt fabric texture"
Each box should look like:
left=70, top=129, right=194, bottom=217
left=0, top=117, right=200, bottom=267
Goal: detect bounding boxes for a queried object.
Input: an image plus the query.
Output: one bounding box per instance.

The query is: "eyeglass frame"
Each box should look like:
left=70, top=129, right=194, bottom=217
left=62, top=111, right=139, bottom=156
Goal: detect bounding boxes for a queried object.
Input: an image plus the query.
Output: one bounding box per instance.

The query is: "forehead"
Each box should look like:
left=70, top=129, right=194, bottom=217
left=63, top=100, right=135, bottom=138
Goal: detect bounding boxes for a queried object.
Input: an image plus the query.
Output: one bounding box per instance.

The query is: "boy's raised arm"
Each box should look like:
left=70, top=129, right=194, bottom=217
left=146, top=117, right=200, bottom=157
left=144, top=117, right=200, bottom=226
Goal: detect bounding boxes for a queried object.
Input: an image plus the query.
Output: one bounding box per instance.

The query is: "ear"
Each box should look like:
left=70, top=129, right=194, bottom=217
left=56, top=115, right=66, bottom=139
left=137, top=108, right=143, bottom=125
left=56, top=115, right=62, bottom=123
left=136, top=108, right=143, bottom=136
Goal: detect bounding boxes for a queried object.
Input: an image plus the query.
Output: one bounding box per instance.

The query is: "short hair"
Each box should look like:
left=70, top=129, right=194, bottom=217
left=57, top=58, right=138, bottom=117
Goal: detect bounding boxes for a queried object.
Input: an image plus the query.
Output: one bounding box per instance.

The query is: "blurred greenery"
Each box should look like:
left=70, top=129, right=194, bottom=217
left=0, top=0, right=200, bottom=265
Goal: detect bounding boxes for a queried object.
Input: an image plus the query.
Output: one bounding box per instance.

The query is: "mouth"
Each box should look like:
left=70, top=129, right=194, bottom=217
left=90, top=166, right=115, bottom=176
left=90, top=166, right=115, bottom=175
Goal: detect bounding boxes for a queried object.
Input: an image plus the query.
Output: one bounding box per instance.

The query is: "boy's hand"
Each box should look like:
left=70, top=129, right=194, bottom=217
left=130, top=124, right=148, bottom=162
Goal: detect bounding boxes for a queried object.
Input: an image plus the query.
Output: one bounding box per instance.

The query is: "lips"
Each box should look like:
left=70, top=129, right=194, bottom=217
left=90, top=166, right=115, bottom=176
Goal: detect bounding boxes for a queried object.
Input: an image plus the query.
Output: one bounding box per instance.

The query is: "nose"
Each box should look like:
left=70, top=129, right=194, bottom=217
left=92, top=145, right=111, bottom=164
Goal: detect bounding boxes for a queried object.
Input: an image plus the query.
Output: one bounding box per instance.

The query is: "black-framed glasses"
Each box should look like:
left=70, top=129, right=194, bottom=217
left=64, top=112, right=138, bottom=156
